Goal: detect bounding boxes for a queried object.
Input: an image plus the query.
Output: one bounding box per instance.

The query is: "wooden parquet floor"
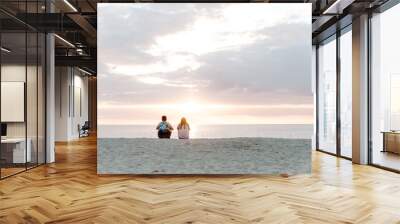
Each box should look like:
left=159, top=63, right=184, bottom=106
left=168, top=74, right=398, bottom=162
left=1, top=135, right=400, bottom=224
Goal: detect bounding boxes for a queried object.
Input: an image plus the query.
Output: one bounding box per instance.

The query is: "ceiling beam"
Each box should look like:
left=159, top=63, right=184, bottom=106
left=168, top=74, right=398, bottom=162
left=67, top=13, right=97, bottom=39
left=323, top=0, right=356, bottom=14
left=55, top=55, right=96, bottom=72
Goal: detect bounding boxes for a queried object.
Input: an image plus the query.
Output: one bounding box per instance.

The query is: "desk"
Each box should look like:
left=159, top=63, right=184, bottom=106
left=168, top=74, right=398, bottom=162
left=382, top=131, right=400, bottom=154
left=1, top=138, right=31, bottom=163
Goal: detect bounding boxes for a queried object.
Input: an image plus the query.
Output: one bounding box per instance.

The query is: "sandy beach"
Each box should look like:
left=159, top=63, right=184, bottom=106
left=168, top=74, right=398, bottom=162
left=98, top=138, right=311, bottom=175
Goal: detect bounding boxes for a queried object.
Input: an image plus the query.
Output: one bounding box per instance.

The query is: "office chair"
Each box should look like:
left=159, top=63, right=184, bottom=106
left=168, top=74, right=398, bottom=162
left=79, top=121, right=90, bottom=138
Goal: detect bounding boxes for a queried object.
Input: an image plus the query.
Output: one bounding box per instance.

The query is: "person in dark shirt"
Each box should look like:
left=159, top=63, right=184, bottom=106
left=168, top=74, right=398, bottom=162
left=156, top=115, right=174, bottom=138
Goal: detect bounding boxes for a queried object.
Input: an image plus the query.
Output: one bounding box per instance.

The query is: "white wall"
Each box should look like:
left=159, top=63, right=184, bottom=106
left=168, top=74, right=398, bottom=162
left=1, top=65, right=37, bottom=138
left=55, top=67, right=89, bottom=141
left=77, top=72, right=90, bottom=137
left=1, top=65, right=26, bottom=141
left=70, top=73, right=89, bottom=138
left=55, top=67, right=70, bottom=141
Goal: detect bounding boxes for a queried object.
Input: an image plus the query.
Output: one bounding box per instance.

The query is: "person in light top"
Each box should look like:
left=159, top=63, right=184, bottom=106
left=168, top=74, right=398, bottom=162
left=177, top=117, right=190, bottom=139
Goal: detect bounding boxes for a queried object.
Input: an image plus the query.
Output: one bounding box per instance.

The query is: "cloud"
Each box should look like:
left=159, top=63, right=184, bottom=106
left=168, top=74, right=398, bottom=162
left=98, top=3, right=312, bottom=124
left=136, top=76, right=197, bottom=88
left=105, top=54, right=202, bottom=77
left=98, top=3, right=201, bottom=67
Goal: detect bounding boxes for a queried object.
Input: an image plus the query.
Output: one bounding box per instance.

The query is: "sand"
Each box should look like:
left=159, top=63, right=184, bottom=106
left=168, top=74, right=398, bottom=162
left=97, top=138, right=311, bottom=175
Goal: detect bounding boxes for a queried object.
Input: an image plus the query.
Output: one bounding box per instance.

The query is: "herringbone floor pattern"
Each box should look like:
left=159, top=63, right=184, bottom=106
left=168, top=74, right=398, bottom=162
left=1, top=135, right=400, bottom=223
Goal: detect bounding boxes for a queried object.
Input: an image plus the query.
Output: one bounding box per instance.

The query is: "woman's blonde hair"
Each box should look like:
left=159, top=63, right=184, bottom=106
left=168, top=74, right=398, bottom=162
left=179, top=117, right=188, bottom=127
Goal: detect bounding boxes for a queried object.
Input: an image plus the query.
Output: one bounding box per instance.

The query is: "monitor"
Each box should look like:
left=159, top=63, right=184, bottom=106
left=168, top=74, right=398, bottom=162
left=1, top=123, right=7, bottom=137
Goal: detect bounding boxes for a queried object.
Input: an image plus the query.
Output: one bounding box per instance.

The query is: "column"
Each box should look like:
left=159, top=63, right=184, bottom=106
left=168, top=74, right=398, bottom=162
left=352, top=14, right=369, bottom=164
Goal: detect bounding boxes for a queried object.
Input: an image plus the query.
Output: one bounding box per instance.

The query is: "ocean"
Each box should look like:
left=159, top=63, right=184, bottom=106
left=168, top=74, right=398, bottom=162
left=98, top=124, right=313, bottom=139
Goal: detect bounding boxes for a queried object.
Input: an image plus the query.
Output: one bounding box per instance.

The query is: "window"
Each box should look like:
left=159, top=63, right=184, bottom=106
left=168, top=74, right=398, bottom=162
left=317, top=36, right=337, bottom=154
left=340, top=27, right=352, bottom=158
left=371, top=3, right=400, bottom=171
left=390, top=74, right=400, bottom=130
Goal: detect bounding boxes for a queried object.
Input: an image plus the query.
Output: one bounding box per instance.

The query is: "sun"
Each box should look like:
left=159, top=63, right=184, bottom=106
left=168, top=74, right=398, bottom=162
left=181, top=101, right=202, bottom=113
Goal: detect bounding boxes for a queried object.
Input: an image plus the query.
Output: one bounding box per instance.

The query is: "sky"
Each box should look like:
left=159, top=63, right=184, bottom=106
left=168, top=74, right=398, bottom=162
left=98, top=3, right=312, bottom=125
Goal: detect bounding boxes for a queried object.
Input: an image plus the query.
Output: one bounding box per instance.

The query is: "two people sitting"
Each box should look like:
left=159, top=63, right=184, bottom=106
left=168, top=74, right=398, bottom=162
left=156, top=115, right=190, bottom=139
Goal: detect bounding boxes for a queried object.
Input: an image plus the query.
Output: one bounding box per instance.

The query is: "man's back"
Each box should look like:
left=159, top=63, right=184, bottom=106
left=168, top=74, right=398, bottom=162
left=157, top=121, right=173, bottom=138
left=157, top=121, right=173, bottom=131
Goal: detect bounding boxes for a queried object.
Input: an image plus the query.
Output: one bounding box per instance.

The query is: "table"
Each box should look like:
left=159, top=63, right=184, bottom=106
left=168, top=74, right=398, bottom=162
left=381, top=131, right=400, bottom=154
left=1, top=138, right=31, bottom=163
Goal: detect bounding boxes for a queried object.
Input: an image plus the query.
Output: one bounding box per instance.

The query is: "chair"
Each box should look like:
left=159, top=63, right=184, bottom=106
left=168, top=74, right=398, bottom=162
left=79, top=121, right=90, bottom=138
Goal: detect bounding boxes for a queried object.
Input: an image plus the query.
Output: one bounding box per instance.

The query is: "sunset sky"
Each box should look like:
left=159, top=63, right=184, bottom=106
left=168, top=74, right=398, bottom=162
left=98, top=3, right=312, bottom=125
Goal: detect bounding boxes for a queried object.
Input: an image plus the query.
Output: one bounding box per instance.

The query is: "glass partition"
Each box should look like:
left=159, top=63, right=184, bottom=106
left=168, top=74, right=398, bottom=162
left=317, top=35, right=337, bottom=154
left=27, top=30, right=38, bottom=169
left=0, top=2, right=46, bottom=179
left=1, top=31, right=28, bottom=177
left=26, top=0, right=43, bottom=169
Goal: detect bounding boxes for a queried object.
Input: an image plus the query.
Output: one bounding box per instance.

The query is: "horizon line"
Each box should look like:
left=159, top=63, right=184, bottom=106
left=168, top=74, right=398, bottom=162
left=98, top=123, right=314, bottom=126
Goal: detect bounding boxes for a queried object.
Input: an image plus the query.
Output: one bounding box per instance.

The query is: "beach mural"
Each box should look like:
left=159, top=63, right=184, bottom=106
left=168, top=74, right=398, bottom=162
left=97, top=3, right=312, bottom=174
